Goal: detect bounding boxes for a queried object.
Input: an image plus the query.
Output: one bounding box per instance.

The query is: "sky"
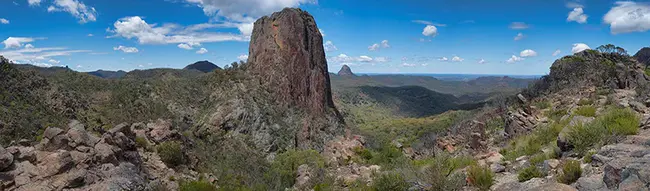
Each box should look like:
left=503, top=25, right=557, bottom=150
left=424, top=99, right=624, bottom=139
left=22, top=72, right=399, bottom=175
left=1, top=0, right=650, bottom=75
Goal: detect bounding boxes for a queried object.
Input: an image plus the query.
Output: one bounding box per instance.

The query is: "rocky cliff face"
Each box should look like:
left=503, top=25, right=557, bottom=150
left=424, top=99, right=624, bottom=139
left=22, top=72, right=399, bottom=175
left=248, top=8, right=336, bottom=117
left=337, top=65, right=355, bottom=76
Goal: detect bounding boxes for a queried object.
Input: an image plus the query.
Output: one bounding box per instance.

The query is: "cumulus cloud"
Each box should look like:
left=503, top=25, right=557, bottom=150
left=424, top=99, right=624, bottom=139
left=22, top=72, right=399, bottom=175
left=47, top=0, right=97, bottom=23
left=438, top=57, right=449, bottom=61
left=422, top=25, right=438, bottom=37
left=572, top=43, right=590, bottom=53
left=196, top=48, right=208, bottom=54
left=2, top=37, right=41, bottom=49
left=478, top=59, right=486, bottom=64
left=451, top=56, right=464, bottom=62
left=514, top=33, right=525, bottom=41
left=87, top=34, right=93, bottom=37
left=401, top=63, right=416, bottom=67
left=604, top=1, right=650, bottom=34
left=552, top=49, right=561, bottom=56
left=509, top=22, right=529, bottom=30
left=324, top=41, right=337, bottom=52
left=113, top=45, right=139, bottom=53
left=24, top=44, right=34, bottom=49
left=184, top=0, right=314, bottom=22
left=27, top=0, right=41, bottom=6
left=178, top=42, right=201, bottom=50
left=368, top=40, right=390, bottom=51
left=238, top=54, right=248, bottom=61
left=0, top=18, right=9, bottom=24
left=48, top=59, right=60, bottom=64
left=520, top=49, right=538, bottom=57
left=108, top=16, right=248, bottom=45
left=328, top=54, right=389, bottom=65
left=507, top=55, right=524, bottom=63
left=567, top=7, right=588, bottom=23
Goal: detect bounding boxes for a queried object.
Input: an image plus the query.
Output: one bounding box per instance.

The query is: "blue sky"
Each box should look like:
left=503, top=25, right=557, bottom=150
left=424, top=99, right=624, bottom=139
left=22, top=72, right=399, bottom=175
left=1, top=0, right=650, bottom=75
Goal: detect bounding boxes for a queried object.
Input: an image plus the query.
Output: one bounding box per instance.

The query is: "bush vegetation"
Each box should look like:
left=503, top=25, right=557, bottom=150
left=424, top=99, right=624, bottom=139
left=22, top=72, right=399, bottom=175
left=467, top=165, right=494, bottom=191
left=179, top=180, right=217, bottom=191
left=574, top=106, right=596, bottom=117
left=567, top=108, right=639, bottom=155
left=534, top=100, right=551, bottom=109
left=157, top=141, right=184, bottom=167
left=558, top=160, right=582, bottom=184
left=371, top=173, right=409, bottom=191
left=518, top=166, right=544, bottom=182
left=501, top=120, right=567, bottom=161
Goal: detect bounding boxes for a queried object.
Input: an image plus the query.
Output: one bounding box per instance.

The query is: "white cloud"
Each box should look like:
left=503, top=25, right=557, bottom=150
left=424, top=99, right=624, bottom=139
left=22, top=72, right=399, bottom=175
left=0, top=18, right=9, bottom=24
left=2, top=37, right=40, bottom=49
left=236, top=22, right=254, bottom=37
left=24, top=44, right=34, bottom=49
left=552, top=49, right=561, bottom=56
left=113, top=45, right=139, bottom=53
left=422, top=25, right=438, bottom=37
left=109, top=16, right=248, bottom=45
left=572, top=43, right=590, bottom=53
left=196, top=48, right=208, bottom=54
left=401, top=63, right=416, bottom=67
left=412, top=20, right=446, bottom=26
left=478, top=59, right=486, bottom=64
left=438, top=57, right=449, bottom=61
left=507, top=55, right=524, bottom=63
left=368, top=43, right=380, bottom=51
left=87, top=34, right=93, bottom=37
left=329, top=54, right=389, bottom=64
left=368, top=40, right=390, bottom=51
left=27, top=0, right=41, bottom=6
left=184, top=0, right=314, bottom=22
left=238, top=54, right=248, bottom=61
left=566, top=2, right=583, bottom=8
left=520, top=49, right=538, bottom=57
left=319, top=29, right=325, bottom=37
left=509, top=22, right=529, bottom=30
left=381, top=40, right=390, bottom=48
left=47, top=0, right=97, bottom=23
left=514, top=33, right=525, bottom=41
left=48, top=59, right=60, bottom=64
left=0, top=47, right=90, bottom=63
left=567, top=7, right=588, bottom=24
left=324, top=41, right=337, bottom=52
left=178, top=42, right=201, bottom=50
left=451, top=56, right=464, bottom=62
left=604, top=1, right=650, bottom=34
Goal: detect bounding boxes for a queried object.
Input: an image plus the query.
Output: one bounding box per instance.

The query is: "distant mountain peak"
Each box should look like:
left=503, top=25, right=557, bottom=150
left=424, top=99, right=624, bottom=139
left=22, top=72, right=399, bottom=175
left=337, top=65, right=355, bottom=76
left=183, top=60, right=221, bottom=73
left=634, top=47, right=650, bottom=66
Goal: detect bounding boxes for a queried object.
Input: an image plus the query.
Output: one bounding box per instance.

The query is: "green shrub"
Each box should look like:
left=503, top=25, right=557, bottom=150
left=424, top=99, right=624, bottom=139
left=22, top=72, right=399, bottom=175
left=645, top=68, right=650, bottom=77
left=157, top=141, right=184, bottom=167
left=547, top=108, right=568, bottom=121
left=369, top=144, right=408, bottom=169
left=501, top=120, right=566, bottom=161
left=583, top=151, right=596, bottom=163
left=353, top=146, right=373, bottom=162
left=135, top=136, right=150, bottom=149
left=529, top=153, right=549, bottom=166
left=534, top=101, right=551, bottom=109
left=574, top=106, right=596, bottom=117
left=372, top=173, right=409, bottom=191
left=568, top=108, right=639, bottom=155
left=558, top=160, right=582, bottom=184
left=266, top=149, right=325, bottom=190
left=518, top=166, right=543, bottom=182
left=179, top=180, right=217, bottom=191
left=467, top=165, right=494, bottom=191
left=578, top=99, right=594, bottom=106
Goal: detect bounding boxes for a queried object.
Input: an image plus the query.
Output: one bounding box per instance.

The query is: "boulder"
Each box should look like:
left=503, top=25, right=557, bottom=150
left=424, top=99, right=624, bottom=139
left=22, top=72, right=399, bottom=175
left=575, top=173, right=607, bottom=191
left=67, top=127, right=100, bottom=148
left=38, top=150, right=74, bottom=177
left=43, top=127, right=65, bottom=140
left=0, top=147, right=14, bottom=171
left=147, top=119, right=174, bottom=143
left=529, top=183, right=577, bottom=191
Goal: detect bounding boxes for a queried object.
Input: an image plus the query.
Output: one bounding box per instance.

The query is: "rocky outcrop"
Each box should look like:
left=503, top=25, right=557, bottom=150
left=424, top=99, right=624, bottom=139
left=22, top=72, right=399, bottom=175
left=634, top=47, right=650, bottom=67
left=248, top=8, right=337, bottom=117
left=337, top=65, right=355, bottom=76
